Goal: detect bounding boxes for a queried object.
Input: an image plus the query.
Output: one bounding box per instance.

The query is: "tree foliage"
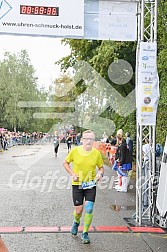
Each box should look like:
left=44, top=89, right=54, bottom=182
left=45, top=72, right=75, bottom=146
left=56, top=39, right=136, bottom=139
left=0, top=50, right=49, bottom=132
left=156, top=0, right=167, bottom=144
left=55, top=3, right=167, bottom=145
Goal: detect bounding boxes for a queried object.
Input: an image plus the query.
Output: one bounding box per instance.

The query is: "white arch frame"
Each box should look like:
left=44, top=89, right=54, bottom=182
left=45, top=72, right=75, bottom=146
left=135, top=0, right=158, bottom=225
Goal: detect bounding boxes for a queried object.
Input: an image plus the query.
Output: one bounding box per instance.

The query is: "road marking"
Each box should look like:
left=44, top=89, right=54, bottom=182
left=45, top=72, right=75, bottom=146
left=0, top=226, right=165, bottom=234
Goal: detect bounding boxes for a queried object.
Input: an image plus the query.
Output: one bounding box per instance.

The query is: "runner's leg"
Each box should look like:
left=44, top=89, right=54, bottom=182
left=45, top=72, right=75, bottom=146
left=71, top=186, right=84, bottom=235
left=83, top=201, right=94, bottom=233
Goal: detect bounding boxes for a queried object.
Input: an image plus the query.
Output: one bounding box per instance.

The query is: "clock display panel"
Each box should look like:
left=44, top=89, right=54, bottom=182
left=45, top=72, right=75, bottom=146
left=20, top=5, right=59, bottom=16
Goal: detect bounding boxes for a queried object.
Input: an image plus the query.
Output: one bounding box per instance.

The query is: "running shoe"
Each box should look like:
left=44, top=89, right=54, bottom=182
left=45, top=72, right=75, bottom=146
left=71, top=221, right=79, bottom=236
left=81, top=232, right=90, bottom=244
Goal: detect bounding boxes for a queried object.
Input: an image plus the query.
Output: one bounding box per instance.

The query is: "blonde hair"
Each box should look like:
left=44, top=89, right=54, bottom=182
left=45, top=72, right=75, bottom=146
left=82, top=130, right=95, bottom=137
left=116, top=129, right=123, bottom=139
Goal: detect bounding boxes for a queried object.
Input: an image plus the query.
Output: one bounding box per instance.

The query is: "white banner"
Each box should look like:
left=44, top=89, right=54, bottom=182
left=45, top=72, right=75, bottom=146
left=0, top=0, right=84, bottom=37
left=85, top=1, right=137, bottom=41
left=137, top=42, right=160, bottom=125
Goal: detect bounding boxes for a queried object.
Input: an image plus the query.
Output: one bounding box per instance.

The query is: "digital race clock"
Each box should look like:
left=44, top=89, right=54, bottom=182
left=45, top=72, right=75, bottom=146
left=20, top=5, right=59, bottom=16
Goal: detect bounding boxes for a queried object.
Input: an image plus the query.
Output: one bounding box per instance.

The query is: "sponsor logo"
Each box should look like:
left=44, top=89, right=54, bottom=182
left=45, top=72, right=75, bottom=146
left=141, top=106, right=153, bottom=112
left=143, top=86, right=152, bottom=94
left=142, top=56, right=149, bottom=61
left=143, top=63, right=154, bottom=69
left=144, top=97, right=151, bottom=104
left=143, top=48, right=155, bottom=52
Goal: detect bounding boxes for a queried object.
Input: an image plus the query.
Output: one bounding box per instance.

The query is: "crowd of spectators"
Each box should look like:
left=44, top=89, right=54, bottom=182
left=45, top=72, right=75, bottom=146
left=0, top=124, right=80, bottom=152
left=0, top=130, right=54, bottom=152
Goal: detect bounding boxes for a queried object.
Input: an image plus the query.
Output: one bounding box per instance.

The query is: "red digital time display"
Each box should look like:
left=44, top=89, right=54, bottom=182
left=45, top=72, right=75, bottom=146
left=20, top=5, right=59, bottom=16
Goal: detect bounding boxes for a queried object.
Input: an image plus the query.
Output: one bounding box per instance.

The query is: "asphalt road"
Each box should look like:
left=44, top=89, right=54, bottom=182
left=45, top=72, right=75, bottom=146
left=0, top=143, right=167, bottom=252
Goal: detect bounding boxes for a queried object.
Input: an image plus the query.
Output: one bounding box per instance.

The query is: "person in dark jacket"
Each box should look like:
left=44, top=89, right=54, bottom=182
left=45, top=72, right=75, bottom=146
left=113, top=130, right=132, bottom=192
left=116, top=138, right=132, bottom=168
left=125, top=132, right=133, bottom=156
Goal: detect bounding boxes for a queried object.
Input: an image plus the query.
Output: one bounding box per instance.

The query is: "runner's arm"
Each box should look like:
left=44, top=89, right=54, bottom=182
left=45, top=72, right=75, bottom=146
left=63, top=160, right=78, bottom=181
left=96, top=166, right=104, bottom=181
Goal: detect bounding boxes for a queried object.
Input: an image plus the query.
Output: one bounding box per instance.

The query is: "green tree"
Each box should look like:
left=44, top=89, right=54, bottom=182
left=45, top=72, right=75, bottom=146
left=156, top=0, right=167, bottom=144
left=0, top=50, right=47, bottom=132
left=55, top=3, right=167, bottom=144
left=56, top=39, right=136, bottom=139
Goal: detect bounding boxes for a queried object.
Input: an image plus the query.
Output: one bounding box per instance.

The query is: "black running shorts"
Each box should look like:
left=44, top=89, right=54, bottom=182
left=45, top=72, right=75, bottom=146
left=72, top=185, right=96, bottom=206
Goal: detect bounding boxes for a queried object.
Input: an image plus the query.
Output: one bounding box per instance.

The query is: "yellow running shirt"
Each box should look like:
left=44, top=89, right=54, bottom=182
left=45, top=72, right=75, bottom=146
left=65, top=146, right=104, bottom=185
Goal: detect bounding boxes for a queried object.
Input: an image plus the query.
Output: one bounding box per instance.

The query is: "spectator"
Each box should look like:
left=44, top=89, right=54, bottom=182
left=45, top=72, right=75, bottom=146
left=125, top=132, right=133, bottom=156
left=142, top=138, right=151, bottom=162
left=76, top=133, right=81, bottom=146
left=110, top=135, right=117, bottom=146
left=142, top=138, right=151, bottom=207
left=112, top=129, right=132, bottom=192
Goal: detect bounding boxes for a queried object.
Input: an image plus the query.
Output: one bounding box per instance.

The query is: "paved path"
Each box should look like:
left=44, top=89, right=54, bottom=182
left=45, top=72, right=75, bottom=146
left=0, top=143, right=166, bottom=252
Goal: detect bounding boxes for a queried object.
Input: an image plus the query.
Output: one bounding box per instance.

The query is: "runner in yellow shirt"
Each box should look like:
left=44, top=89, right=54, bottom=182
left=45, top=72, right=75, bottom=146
left=63, top=130, right=104, bottom=244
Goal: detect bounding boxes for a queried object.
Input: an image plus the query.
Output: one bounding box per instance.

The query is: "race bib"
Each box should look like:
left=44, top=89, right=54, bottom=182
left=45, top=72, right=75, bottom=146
left=82, top=180, right=96, bottom=189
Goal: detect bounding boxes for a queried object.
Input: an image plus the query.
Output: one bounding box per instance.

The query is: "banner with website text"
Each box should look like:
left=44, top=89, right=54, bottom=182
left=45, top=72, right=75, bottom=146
left=0, top=0, right=84, bottom=37
left=0, top=0, right=138, bottom=41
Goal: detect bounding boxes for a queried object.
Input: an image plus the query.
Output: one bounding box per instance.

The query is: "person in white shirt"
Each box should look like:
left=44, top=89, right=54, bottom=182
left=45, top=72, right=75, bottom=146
left=142, top=138, right=151, bottom=162
left=142, top=138, right=151, bottom=207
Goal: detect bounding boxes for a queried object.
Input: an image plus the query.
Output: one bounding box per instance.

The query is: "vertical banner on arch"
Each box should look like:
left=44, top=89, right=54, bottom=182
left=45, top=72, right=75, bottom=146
left=137, top=42, right=160, bottom=125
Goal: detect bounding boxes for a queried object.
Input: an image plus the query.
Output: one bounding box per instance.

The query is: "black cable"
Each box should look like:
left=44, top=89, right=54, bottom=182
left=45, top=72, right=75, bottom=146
left=139, top=233, right=154, bottom=252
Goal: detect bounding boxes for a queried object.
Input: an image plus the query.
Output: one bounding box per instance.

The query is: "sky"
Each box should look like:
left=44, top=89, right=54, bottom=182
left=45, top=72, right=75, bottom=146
left=0, top=35, right=71, bottom=90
